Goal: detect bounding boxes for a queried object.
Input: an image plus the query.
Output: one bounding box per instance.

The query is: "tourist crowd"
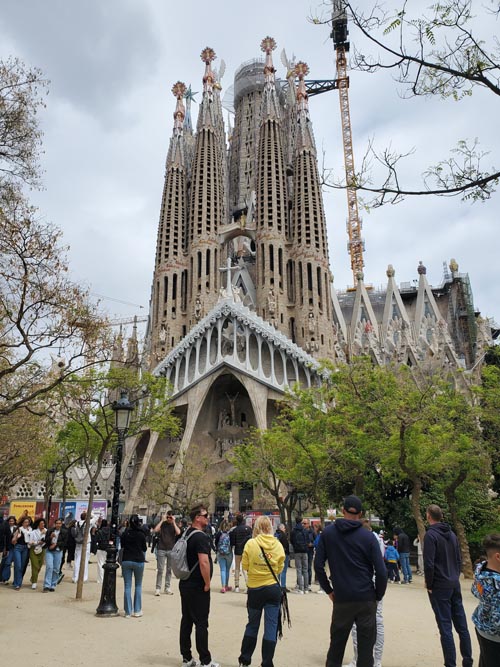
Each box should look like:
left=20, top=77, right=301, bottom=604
left=1, top=503, right=499, bottom=667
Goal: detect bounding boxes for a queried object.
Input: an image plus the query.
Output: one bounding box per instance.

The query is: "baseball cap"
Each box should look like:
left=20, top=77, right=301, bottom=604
left=343, top=495, right=363, bottom=514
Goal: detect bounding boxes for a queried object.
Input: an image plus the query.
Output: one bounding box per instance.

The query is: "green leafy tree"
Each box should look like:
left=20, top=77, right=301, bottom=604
left=53, top=366, right=180, bottom=599
left=0, top=57, right=47, bottom=191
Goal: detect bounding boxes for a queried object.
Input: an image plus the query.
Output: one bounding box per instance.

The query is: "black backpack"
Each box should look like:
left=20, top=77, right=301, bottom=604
left=293, top=525, right=307, bottom=551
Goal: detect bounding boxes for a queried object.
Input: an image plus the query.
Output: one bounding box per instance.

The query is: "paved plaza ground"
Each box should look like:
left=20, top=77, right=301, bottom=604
left=1, top=558, right=479, bottom=667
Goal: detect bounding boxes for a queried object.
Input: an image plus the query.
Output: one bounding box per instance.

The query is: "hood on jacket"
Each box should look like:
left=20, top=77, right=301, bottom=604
left=335, top=519, right=363, bottom=534
left=254, top=533, right=278, bottom=548
left=428, top=522, right=453, bottom=540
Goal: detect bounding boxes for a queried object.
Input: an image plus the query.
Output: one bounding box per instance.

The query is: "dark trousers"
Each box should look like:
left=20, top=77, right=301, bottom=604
left=387, top=562, right=400, bottom=582
left=428, top=586, right=473, bottom=667
left=326, top=600, right=377, bottom=667
left=476, top=629, right=500, bottom=667
left=239, top=584, right=281, bottom=667
left=307, top=549, right=314, bottom=586
left=179, top=586, right=211, bottom=666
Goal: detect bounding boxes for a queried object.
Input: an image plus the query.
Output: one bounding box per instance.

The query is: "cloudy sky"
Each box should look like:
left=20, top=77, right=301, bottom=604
left=1, top=0, right=498, bottom=337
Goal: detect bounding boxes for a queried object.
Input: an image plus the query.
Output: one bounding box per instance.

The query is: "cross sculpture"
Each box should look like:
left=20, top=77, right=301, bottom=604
left=219, top=257, right=239, bottom=301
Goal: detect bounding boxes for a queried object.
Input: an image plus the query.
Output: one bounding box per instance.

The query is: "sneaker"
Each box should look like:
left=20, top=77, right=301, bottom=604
left=201, top=663, right=220, bottom=667
left=155, top=588, right=161, bottom=596
left=31, top=583, right=37, bottom=589
left=57, top=573, right=65, bottom=584
left=124, top=614, right=131, bottom=618
left=317, top=589, right=326, bottom=594
left=374, top=661, right=382, bottom=667
left=293, top=589, right=304, bottom=594
left=165, top=588, right=174, bottom=595
left=234, top=586, right=240, bottom=593
left=225, top=585, right=232, bottom=591
left=220, top=587, right=226, bottom=593
left=181, top=660, right=199, bottom=667
left=132, top=611, right=143, bottom=617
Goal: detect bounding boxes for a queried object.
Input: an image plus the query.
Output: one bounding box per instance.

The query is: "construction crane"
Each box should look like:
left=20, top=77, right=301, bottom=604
left=331, top=0, right=365, bottom=286
left=104, top=316, right=148, bottom=328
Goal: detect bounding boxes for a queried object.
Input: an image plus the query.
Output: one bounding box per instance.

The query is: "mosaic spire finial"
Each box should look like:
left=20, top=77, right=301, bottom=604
left=294, top=61, right=310, bottom=112
left=171, top=81, right=187, bottom=132
left=261, top=36, right=277, bottom=84
left=200, top=47, right=217, bottom=94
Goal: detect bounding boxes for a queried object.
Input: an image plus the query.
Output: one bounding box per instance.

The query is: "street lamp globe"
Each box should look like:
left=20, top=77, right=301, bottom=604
left=112, top=390, right=133, bottom=431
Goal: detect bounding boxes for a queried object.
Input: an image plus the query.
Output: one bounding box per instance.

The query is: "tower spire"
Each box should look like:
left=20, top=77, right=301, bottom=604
left=294, top=61, right=316, bottom=153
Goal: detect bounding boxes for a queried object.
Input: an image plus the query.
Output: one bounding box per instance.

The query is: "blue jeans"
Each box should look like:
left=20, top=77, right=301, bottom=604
left=428, top=586, right=473, bottom=667
left=13, top=544, right=29, bottom=588
left=239, top=585, right=282, bottom=667
left=218, top=553, right=233, bottom=588
left=122, top=561, right=144, bottom=615
left=280, top=555, right=289, bottom=588
left=44, top=549, right=63, bottom=590
left=400, top=552, right=412, bottom=582
left=1, top=547, right=14, bottom=582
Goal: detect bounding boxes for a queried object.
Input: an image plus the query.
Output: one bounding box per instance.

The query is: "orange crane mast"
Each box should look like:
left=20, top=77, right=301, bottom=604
left=331, top=1, right=365, bottom=285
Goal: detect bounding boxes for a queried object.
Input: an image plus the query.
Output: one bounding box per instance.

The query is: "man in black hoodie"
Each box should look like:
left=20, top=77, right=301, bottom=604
left=314, top=495, right=387, bottom=667
left=424, top=504, right=473, bottom=667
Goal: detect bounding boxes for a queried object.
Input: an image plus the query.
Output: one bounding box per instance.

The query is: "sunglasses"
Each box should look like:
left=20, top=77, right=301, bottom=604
left=199, top=512, right=208, bottom=518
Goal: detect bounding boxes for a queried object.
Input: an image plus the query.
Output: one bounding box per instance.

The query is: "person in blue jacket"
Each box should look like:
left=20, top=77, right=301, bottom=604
left=384, top=540, right=401, bottom=583
left=471, top=533, right=500, bottom=667
left=314, top=495, right=387, bottom=667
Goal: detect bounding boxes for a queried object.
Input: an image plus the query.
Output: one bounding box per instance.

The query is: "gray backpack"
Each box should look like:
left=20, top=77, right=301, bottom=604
left=170, top=529, right=203, bottom=580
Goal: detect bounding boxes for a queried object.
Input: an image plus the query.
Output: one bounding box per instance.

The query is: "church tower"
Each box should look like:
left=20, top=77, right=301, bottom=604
left=254, top=37, right=290, bottom=335
left=150, top=82, right=190, bottom=364
left=289, top=62, right=334, bottom=357
left=188, top=48, right=228, bottom=319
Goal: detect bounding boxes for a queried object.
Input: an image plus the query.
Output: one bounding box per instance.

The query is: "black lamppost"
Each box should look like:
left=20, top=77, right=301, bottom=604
left=96, top=390, right=134, bottom=617
left=46, top=466, right=57, bottom=522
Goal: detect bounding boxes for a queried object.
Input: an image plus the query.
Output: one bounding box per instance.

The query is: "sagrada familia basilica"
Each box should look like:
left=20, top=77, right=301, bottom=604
left=12, top=38, right=490, bottom=515
left=114, top=38, right=491, bottom=515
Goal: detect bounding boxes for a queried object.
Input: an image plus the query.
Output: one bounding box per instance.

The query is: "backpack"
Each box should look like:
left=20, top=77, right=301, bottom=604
left=218, top=531, right=231, bottom=556
left=170, top=529, right=203, bottom=580
left=292, top=525, right=307, bottom=552
left=73, top=522, right=85, bottom=545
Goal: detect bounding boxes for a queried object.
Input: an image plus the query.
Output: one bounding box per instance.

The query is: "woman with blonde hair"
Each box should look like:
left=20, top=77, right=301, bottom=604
left=238, top=516, right=285, bottom=667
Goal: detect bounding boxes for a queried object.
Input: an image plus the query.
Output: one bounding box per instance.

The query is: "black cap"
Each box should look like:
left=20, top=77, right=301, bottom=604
left=343, top=495, right=363, bottom=514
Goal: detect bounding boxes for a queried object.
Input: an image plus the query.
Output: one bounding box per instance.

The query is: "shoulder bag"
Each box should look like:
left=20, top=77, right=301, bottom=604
left=259, top=545, right=291, bottom=639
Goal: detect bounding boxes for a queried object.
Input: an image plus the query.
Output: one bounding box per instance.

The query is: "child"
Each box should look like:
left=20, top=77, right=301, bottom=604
left=384, top=539, right=400, bottom=583
left=471, top=533, right=500, bottom=666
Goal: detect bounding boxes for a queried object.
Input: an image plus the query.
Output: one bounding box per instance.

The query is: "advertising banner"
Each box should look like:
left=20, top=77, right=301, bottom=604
left=62, top=501, right=77, bottom=524
left=34, top=501, right=61, bottom=523
left=10, top=500, right=36, bottom=520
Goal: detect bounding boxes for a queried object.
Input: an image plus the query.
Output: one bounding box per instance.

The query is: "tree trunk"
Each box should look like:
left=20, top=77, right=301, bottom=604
left=75, top=480, right=96, bottom=600
left=61, top=470, right=68, bottom=519
left=445, top=487, right=474, bottom=579
left=410, top=476, right=426, bottom=544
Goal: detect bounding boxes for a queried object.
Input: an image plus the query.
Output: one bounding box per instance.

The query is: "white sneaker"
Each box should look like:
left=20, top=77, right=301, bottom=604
left=293, top=589, right=304, bottom=594
left=234, top=586, right=240, bottom=593
left=132, top=611, right=143, bottom=617
left=182, top=661, right=199, bottom=667
left=374, top=661, right=382, bottom=667
left=165, top=588, right=174, bottom=595
left=31, top=583, right=37, bottom=590
left=202, top=663, right=220, bottom=667
left=155, top=588, right=161, bottom=596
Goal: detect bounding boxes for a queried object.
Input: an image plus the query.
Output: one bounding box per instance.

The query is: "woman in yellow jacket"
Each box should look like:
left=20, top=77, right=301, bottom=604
left=238, top=516, right=285, bottom=667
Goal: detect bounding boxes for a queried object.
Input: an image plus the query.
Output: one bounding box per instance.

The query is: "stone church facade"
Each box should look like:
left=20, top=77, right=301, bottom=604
left=118, top=39, right=491, bottom=516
